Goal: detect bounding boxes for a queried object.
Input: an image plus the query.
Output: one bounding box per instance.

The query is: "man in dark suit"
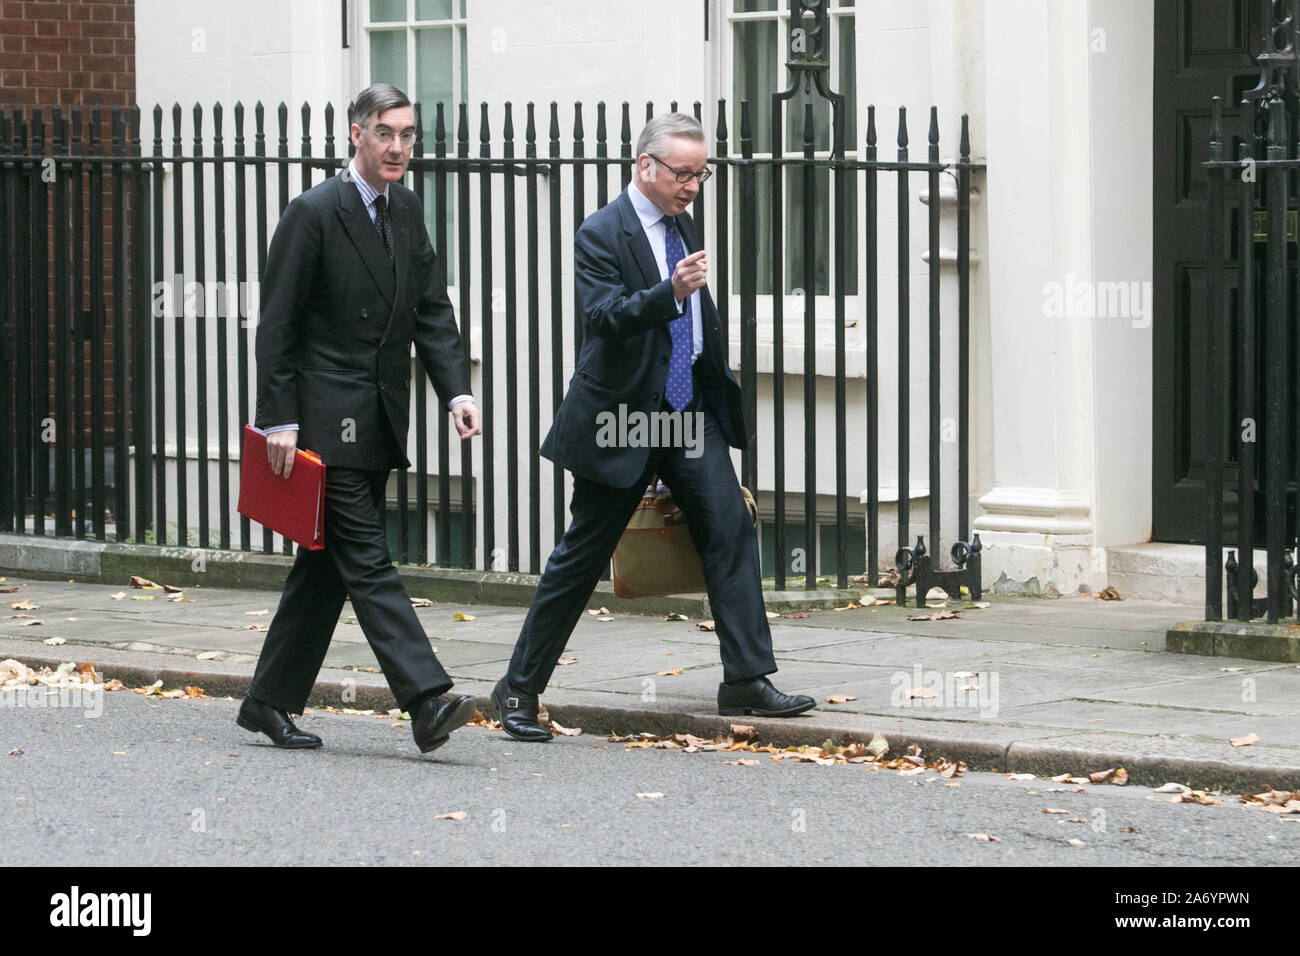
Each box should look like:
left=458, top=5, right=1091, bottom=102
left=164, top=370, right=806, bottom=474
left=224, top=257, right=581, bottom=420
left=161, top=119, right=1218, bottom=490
left=240, top=83, right=479, bottom=754
left=492, top=113, right=815, bottom=742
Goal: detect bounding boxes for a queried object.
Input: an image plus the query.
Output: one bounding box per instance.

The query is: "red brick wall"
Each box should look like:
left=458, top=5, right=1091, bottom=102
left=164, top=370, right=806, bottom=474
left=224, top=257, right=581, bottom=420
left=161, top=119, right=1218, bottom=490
left=2, top=0, right=136, bottom=513
left=1, top=0, right=135, bottom=111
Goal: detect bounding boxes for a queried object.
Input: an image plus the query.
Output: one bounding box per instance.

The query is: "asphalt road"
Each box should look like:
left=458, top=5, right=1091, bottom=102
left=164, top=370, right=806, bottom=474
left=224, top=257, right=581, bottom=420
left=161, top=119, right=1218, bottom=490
left=2, top=691, right=1297, bottom=867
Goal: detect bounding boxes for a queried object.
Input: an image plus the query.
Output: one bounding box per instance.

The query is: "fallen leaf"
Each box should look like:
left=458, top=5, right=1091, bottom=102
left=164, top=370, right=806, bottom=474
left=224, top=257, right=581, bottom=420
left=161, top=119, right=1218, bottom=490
left=1094, top=586, right=1121, bottom=601
left=725, top=758, right=760, bottom=766
left=953, top=671, right=979, bottom=679
left=1173, top=790, right=1221, bottom=805
left=244, top=609, right=269, bottom=616
left=130, top=595, right=154, bottom=601
left=550, top=720, right=582, bottom=736
left=905, top=687, right=937, bottom=699
left=657, top=668, right=683, bottom=676
left=1067, top=838, right=1086, bottom=846
left=1154, top=782, right=1190, bottom=794
left=965, top=601, right=992, bottom=609
left=587, top=607, right=610, bottom=616
left=1230, top=732, right=1260, bottom=747
left=196, top=651, right=222, bottom=661
left=765, top=610, right=780, bottom=619
left=1089, top=769, right=1116, bottom=784
left=452, top=612, right=476, bottom=622
left=966, top=833, right=1000, bottom=842
left=824, top=694, right=857, bottom=704
left=410, top=597, right=434, bottom=607
left=129, top=576, right=161, bottom=589
left=243, top=623, right=269, bottom=632
left=596, top=616, right=614, bottom=622
left=665, top=613, right=689, bottom=621
left=696, top=620, right=716, bottom=631
left=8, top=748, right=22, bottom=756
left=1041, top=808, right=1070, bottom=814
left=635, top=792, right=664, bottom=799
left=109, top=592, right=126, bottom=601
left=866, top=734, right=889, bottom=759
left=1066, top=818, right=1087, bottom=824
left=907, top=610, right=962, bottom=621
left=730, top=724, right=757, bottom=740
left=1006, top=773, right=1037, bottom=781
left=785, top=612, right=809, bottom=619
left=10, top=600, right=38, bottom=610
left=435, top=811, right=468, bottom=821
left=1119, top=826, right=1142, bottom=833
left=556, top=657, right=580, bottom=666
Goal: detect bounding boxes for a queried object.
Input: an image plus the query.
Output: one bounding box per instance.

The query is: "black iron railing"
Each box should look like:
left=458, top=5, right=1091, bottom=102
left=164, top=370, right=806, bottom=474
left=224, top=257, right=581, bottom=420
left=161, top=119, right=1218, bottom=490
left=0, top=91, right=982, bottom=601
left=1202, top=0, right=1300, bottom=622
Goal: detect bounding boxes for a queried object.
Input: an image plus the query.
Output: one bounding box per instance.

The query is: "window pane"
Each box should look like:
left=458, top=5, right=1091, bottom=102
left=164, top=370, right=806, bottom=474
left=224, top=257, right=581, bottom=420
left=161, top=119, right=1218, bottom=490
left=415, top=28, right=456, bottom=282
left=370, top=0, right=406, bottom=23
left=415, top=0, right=452, bottom=19
left=732, top=18, right=778, bottom=154
left=415, top=27, right=454, bottom=113
left=785, top=166, right=828, bottom=294
left=735, top=0, right=779, bottom=11
left=369, top=29, right=408, bottom=89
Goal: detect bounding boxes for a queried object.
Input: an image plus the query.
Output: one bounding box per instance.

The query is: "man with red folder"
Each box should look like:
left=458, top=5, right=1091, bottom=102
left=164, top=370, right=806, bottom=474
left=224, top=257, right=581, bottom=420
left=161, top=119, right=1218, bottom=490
left=242, top=83, right=480, bottom=754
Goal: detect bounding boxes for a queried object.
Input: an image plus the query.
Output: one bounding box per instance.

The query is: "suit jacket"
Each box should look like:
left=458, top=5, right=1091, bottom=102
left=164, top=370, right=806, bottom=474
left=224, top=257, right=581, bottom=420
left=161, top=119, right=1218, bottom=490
left=254, top=166, right=471, bottom=471
left=541, top=188, right=751, bottom=487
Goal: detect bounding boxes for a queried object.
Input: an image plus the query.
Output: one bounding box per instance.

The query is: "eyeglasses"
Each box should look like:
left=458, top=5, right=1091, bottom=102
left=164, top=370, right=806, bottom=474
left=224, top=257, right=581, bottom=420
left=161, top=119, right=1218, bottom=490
left=365, top=125, right=417, bottom=149
left=648, top=154, right=712, bottom=184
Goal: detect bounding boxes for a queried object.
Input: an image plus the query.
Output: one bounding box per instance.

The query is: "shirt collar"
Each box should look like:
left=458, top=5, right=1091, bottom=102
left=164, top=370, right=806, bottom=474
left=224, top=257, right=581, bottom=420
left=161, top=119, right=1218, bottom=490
left=348, top=157, right=389, bottom=207
left=628, top=181, right=670, bottom=229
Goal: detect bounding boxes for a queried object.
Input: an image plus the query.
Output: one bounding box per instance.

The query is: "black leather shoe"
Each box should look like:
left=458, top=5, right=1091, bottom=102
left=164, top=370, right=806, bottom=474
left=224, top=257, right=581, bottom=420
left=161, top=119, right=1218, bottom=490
left=491, top=677, right=552, bottom=743
left=236, top=695, right=323, bottom=748
left=717, top=677, right=816, bottom=718
left=411, top=693, right=477, bottom=754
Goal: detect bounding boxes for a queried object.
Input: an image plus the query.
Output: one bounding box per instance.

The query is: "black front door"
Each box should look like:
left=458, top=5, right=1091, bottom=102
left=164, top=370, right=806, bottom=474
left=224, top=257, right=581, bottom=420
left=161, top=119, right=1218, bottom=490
left=1153, top=0, right=1269, bottom=542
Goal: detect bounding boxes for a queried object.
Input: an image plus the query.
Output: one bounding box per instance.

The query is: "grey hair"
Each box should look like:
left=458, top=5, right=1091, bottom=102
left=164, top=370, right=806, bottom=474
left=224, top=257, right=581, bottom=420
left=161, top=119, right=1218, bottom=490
left=352, top=83, right=412, bottom=131
left=635, top=112, right=705, bottom=158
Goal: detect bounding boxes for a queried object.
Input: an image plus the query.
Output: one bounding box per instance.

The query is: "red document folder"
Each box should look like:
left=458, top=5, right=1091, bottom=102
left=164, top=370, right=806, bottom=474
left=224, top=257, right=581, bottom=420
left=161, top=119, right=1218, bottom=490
left=236, top=424, right=327, bottom=550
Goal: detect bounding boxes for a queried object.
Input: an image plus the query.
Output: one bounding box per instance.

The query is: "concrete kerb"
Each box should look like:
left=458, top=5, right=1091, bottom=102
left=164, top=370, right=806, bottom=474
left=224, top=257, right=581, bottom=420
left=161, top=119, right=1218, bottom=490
left=0, top=532, right=875, bottom=616
left=1167, top=619, right=1300, bottom=663
left=8, top=643, right=1299, bottom=795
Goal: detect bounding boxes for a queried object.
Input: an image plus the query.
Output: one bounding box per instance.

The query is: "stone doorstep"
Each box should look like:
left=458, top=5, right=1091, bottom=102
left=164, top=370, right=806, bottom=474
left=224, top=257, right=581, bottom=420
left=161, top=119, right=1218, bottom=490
left=6, top=647, right=1298, bottom=794
left=0, top=532, right=879, bottom=616
left=1167, top=620, right=1300, bottom=664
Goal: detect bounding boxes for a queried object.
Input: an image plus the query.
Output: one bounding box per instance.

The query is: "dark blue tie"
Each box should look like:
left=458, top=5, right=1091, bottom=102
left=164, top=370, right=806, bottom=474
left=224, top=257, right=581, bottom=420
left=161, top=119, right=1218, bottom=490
left=661, top=216, right=694, bottom=412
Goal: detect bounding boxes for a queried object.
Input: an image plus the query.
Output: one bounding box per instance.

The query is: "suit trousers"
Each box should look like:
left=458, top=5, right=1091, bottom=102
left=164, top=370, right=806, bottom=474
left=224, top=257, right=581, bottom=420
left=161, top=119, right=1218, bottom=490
left=249, top=466, right=452, bottom=714
left=506, top=384, right=779, bottom=695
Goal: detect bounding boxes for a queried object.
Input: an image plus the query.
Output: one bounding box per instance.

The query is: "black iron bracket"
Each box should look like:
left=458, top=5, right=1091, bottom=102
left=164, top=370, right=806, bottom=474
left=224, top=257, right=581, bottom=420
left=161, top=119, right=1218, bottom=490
left=895, top=534, right=982, bottom=608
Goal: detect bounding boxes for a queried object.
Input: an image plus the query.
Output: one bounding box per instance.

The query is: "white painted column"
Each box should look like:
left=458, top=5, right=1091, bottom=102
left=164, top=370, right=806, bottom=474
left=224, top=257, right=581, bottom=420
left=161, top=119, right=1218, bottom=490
left=975, top=0, right=1100, bottom=595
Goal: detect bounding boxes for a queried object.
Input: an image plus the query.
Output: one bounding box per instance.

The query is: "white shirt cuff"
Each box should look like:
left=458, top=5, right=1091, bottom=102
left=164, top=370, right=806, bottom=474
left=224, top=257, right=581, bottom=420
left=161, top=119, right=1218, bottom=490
left=449, top=394, right=473, bottom=410
left=263, top=423, right=299, bottom=433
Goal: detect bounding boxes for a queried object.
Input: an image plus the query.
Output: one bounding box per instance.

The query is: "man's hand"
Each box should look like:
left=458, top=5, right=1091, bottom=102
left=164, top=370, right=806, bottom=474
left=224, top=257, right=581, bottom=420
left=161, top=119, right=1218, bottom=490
left=452, top=401, right=481, bottom=439
left=267, top=429, right=298, bottom=479
left=671, top=249, right=708, bottom=302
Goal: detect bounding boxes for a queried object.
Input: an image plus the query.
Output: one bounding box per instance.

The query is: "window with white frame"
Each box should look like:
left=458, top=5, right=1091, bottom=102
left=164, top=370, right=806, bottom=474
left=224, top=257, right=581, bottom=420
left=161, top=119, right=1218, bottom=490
left=363, top=0, right=468, bottom=278
left=728, top=0, right=857, bottom=296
